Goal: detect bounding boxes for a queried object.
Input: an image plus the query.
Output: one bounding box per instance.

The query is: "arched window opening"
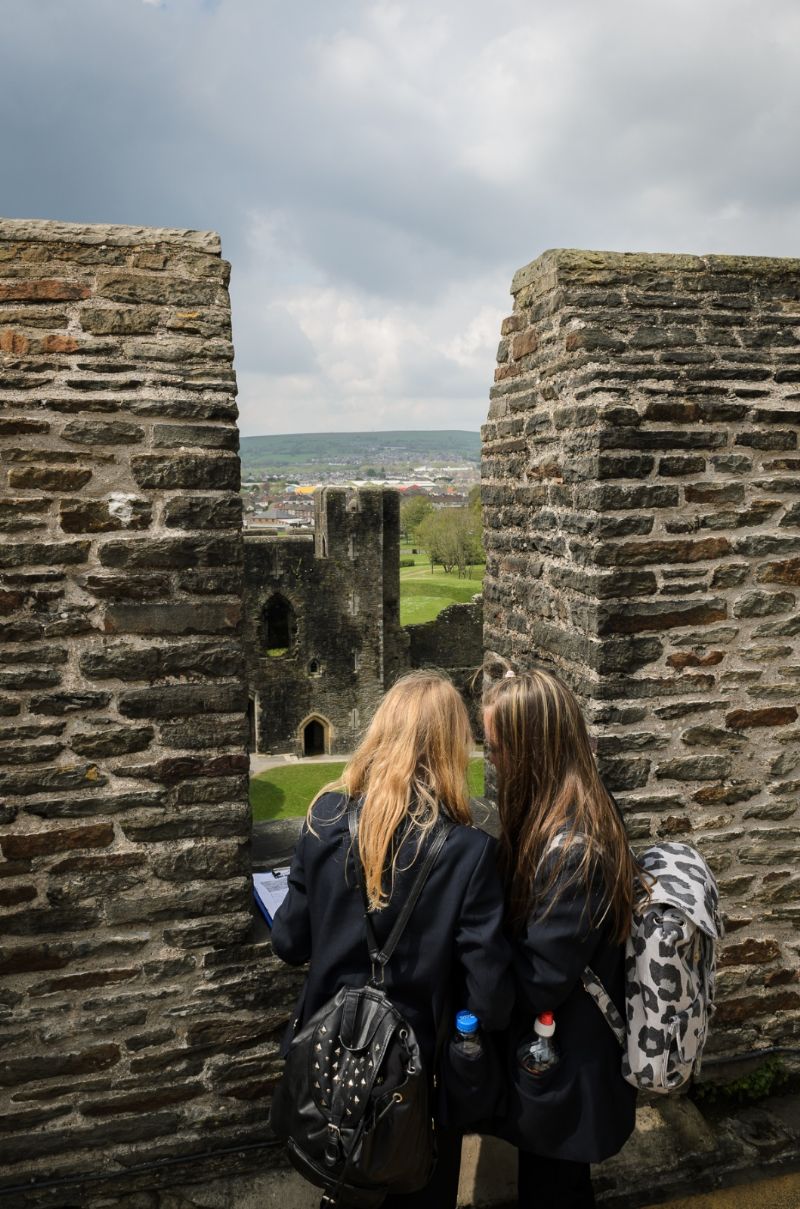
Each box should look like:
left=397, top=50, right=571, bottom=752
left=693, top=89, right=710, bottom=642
left=308, top=658, right=321, bottom=675
left=303, top=718, right=326, bottom=757
left=262, top=594, right=295, bottom=658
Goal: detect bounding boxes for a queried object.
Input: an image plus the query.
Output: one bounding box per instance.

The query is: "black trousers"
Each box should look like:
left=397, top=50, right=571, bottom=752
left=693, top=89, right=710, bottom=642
left=384, top=1126, right=462, bottom=1209
left=324, top=1127, right=462, bottom=1209
left=517, top=1150, right=596, bottom=1209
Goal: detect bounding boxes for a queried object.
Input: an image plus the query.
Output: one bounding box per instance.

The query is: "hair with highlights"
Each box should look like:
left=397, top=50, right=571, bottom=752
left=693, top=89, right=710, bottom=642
left=312, top=670, right=473, bottom=910
left=484, top=663, right=635, bottom=944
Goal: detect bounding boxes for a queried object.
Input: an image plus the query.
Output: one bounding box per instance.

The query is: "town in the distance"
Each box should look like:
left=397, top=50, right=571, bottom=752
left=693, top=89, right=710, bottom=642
left=241, top=428, right=480, bottom=532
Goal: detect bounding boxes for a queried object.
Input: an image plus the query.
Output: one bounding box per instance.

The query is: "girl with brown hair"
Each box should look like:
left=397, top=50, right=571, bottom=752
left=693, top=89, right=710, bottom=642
left=271, top=669, right=514, bottom=1208
left=483, top=664, right=637, bottom=1209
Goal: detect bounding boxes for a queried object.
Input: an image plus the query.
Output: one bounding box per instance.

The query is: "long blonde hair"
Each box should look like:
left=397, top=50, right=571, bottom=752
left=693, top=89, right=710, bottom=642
left=484, top=665, right=635, bottom=944
left=312, top=670, right=473, bottom=910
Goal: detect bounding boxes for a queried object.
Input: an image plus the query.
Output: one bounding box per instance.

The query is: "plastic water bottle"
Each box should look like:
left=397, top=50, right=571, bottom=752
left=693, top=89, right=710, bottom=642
left=453, top=1010, right=482, bottom=1058
left=517, top=1011, right=559, bottom=1075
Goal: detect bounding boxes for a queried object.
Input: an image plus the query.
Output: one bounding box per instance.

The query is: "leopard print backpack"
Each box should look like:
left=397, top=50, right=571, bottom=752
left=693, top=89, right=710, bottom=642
left=582, top=841, right=723, bottom=1093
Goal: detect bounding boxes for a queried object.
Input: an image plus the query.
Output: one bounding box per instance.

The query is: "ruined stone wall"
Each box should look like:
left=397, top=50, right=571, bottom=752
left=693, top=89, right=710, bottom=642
left=406, top=596, right=484, bottom=731
left=243, top=486, right=403, bottom=755
left=0, top=218, right=287, bottom=1202
left=484, top=250, right=800, bottom=1065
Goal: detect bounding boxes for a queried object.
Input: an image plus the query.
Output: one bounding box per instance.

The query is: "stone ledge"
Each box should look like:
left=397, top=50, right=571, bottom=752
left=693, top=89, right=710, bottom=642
left=510, top=248, right=800, bottom=295
left=0, top=217, right=220, bottom=251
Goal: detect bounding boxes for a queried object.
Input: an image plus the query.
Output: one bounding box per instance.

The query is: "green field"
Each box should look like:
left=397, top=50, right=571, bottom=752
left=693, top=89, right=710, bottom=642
left=399, top=546, right=484, bottom=626
left=251, top=758, right=485, bottom=822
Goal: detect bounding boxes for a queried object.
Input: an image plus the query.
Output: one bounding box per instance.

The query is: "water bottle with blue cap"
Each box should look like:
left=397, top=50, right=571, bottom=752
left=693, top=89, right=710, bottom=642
left=453, top=1009, right=482, bottom=1060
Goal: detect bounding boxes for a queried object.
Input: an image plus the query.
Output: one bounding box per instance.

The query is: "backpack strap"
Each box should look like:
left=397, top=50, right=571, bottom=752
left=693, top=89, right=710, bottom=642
left=347, top=801, right=451, bottom=984
left=581, top=966, right=626, bottom=1047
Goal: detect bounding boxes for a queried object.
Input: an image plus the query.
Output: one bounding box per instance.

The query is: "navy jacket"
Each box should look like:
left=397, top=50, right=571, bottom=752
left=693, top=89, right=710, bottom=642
left=501, top=849, right=637, bottom=1163
left=270, top=792, right=515, bottom=1068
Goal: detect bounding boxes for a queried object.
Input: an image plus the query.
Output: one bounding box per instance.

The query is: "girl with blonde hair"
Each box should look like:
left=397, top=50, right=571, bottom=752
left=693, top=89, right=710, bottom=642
left=272, top=670, right=514, bottom=1208
left=483, top=663, right=637, bottom=1209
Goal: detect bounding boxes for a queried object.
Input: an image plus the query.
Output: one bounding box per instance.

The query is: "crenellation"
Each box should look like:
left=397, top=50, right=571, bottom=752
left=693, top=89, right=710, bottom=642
left=485, top=247, right=800, bottom=1071
left=0, top=216, right=282, bottom=1198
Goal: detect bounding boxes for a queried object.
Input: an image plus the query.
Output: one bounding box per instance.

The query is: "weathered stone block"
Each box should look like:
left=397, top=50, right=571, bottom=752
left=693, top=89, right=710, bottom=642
left=152, top=423, right=239, bottom=450
left=163, top=493, right=242, bottom=530
left=0, top=279, right=91, bottom=303
left=598, top=599, right=726, bottom=635
left=99, top=536, right=237, bottom=570
left=29, top=691, right=112, bottom=715
left=59, top=497, right=152, bottom=533
left=7, top=465, right=93, bottom=491
left=131, top=452, right=240, bottom=491
left=655, top=755, right=732, bottom=782
left=732, top=589, right=796, bottom=617
left=594, top=537, right=731, bottom=567
left=757, top=557, right=800, bottom=585
left=0, top=822, right=114, bottom=859
left=711, top=563, right=750, bottom=588
left=726, top=706, right=798, bottom=729
left=102, top=601, right=241, bottom=636
left=0, top=1043, right=120, bottom=1088
left=62, top=420, right=146, bottom=446
left=685, top=483, right=745, bottom=504
left=80, top=639, right=242, bottom=681
left=658, top=455, right=706, bottom=476
left=118, top=682, right=247, bottom=718
left=94, top=270, right=218, bottom=306
left=69, top=725, right=155, bottom=758
left=80, top=571, right=173, bottom=600
left=79, top=304, right=161, bottom=334
left=0, top=540, right=90, bottom=569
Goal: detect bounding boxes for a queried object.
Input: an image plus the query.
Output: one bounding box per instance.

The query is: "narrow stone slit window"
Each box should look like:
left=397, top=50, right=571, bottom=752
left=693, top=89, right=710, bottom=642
left=247, top=695, right=258, bottom=751
left=262, top=594, right=295, bottom=658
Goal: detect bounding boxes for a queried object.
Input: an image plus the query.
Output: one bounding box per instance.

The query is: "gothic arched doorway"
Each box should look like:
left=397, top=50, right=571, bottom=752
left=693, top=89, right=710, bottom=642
left=300, top=715, right=329, bottom=757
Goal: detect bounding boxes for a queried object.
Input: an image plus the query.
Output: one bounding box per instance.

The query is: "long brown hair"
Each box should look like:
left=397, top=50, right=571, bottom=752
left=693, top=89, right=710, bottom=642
left=484, top=665, right=635, bottom=944
left=312, top=670, right=473, bottom=910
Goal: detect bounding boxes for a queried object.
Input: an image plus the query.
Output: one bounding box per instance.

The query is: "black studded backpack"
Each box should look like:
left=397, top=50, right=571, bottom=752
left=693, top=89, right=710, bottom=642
left=269, top=802, right=451, bottom=1208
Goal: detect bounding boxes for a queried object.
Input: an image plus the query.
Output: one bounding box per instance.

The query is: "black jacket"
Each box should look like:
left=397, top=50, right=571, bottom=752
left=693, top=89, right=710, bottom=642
left=501, top=849, right=637, bottom=1164
left=270, top=792, right=515, bottom=1069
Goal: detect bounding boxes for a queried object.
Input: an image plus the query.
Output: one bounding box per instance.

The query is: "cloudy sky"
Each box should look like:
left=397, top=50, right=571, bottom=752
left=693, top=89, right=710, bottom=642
left=2, top=1, right=799, bottom=436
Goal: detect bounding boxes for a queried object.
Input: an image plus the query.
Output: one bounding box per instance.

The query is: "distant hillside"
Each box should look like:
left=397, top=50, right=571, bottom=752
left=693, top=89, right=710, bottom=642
left=240, top=430, right=480, bottom=475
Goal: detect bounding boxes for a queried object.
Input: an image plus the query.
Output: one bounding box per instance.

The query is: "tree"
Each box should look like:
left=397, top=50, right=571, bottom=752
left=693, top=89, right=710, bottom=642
left=400, top=495, right=433, bottom=542
left=416, top=507, right=482, bottom=577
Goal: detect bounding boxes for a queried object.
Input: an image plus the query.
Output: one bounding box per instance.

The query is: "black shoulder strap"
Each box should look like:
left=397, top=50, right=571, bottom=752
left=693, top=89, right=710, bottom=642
left=347, top=801, right=450, bottom=981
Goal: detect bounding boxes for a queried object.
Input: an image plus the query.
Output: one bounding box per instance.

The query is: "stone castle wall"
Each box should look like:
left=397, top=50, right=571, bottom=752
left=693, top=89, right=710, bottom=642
left=243, top=486, right=405, bottom=755
left=243, top=495, right=483, bottom=754
left=483, top=250, right=800, bottom=1065
left=0, top=218, right=287, bottom=1202
left=406, top=596, right=484, bottom=730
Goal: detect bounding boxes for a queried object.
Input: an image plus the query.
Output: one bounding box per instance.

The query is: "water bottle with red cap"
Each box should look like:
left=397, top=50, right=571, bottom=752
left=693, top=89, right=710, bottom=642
left=517, top=1011, right=560, bottom=1076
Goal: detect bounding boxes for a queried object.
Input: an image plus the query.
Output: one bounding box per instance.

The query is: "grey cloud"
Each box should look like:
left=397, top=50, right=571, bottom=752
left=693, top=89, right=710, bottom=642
left=2, top=0, right=800, bottom=434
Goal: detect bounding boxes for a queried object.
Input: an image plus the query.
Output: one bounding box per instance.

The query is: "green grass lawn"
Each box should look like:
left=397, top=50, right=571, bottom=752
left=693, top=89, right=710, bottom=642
left=399, top=546, right=485, bottom=626
left=251, top=762, right=346, bottom=821
left=251, top=757, right=485, bottom=822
